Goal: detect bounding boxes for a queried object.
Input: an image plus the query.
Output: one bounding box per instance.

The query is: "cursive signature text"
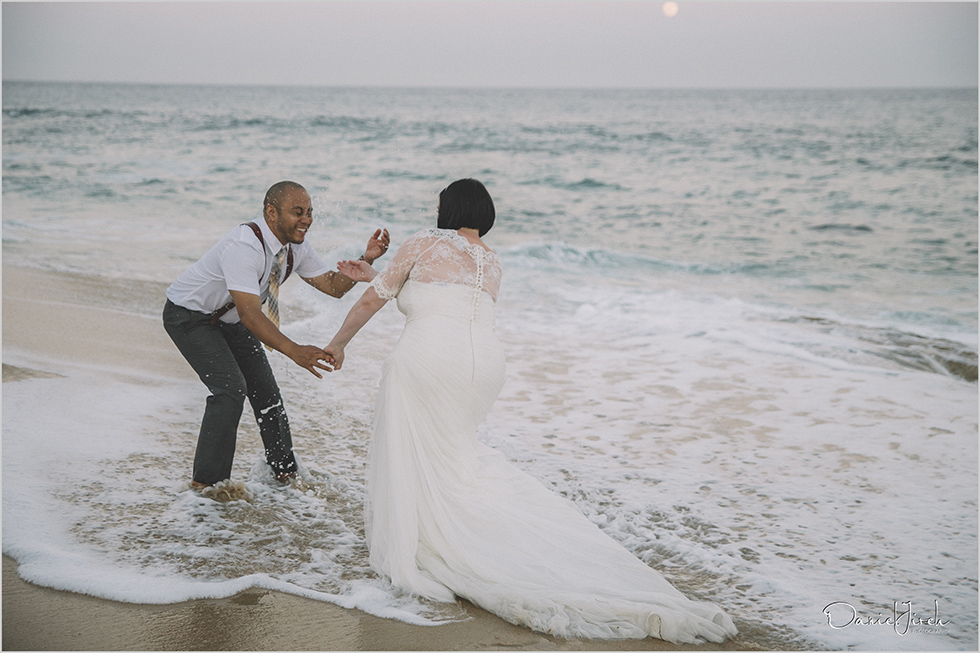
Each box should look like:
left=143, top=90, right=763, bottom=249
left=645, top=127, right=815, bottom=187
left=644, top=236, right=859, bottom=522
left=823, top=600, right=951, bottom=636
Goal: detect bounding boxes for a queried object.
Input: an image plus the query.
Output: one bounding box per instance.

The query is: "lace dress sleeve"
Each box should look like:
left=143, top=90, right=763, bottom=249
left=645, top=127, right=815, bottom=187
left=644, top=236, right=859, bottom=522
left=370, top=231, right=436, bottom=301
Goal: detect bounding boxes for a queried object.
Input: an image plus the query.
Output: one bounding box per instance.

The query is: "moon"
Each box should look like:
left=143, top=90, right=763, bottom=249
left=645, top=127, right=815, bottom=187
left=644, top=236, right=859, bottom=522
left=662, top=2, right=679, bottom=18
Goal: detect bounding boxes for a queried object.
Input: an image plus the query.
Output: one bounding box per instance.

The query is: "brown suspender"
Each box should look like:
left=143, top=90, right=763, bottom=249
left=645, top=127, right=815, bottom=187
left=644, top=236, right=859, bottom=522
left=210, top=222, right=293, bottom=325
left=244, top=222, right=294, bottom=281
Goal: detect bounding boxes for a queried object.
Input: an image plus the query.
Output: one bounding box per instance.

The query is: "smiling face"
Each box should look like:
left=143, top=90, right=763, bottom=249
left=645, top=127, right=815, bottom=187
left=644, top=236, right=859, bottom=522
left=265, top=186, right=313, bottom=245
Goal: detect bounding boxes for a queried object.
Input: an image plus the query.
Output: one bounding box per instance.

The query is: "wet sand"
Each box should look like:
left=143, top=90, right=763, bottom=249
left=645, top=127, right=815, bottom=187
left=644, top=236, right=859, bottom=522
left=4, top=555, right=745, bottom=651
left=2, top=264, right=761, bottom=651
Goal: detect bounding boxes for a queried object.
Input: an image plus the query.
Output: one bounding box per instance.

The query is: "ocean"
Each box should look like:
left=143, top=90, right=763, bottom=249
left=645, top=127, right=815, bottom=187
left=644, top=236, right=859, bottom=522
left=3, top=81, right=977, bottom=650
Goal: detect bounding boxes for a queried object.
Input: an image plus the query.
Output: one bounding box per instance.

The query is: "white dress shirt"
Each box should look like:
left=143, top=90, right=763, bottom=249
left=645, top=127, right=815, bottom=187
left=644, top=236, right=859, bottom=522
left=166, top=219, right=331, bottom=323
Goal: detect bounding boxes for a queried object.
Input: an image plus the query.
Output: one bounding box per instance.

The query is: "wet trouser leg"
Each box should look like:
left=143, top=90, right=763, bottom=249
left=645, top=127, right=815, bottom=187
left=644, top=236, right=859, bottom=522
left=222, top=315, right=298, bottom=479
left=163, top=300, right=297, bottom=485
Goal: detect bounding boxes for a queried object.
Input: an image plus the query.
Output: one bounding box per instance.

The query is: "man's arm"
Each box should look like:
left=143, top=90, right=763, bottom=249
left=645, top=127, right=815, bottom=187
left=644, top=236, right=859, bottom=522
left=302, top=269, right=360, bottom=298
left=303, top=228, right=390, bottom=298
left=229, top=290, right=332, bottom=378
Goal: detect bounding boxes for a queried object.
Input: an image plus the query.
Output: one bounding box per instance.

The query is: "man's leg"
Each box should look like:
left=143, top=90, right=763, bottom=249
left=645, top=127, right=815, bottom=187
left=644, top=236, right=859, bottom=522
left=222, top=322, right=299, bottom=480
left=163, top=300, right=248, bottom=485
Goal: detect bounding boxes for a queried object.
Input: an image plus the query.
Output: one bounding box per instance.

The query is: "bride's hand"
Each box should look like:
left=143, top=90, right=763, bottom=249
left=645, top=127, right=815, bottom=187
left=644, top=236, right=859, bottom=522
left=323, top=344, right=345, bottom=371
left=337, top=259, right=376, bottom=283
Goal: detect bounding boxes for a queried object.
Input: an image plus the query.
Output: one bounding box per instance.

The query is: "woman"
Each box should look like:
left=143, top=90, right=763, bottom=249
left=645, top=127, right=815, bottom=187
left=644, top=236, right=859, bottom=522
left=324, top=179, right=737, bottom=644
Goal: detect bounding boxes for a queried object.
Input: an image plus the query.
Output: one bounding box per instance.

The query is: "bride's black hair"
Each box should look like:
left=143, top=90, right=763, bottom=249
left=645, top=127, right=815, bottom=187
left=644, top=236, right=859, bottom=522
left=437, top=179, right=495, bottom=237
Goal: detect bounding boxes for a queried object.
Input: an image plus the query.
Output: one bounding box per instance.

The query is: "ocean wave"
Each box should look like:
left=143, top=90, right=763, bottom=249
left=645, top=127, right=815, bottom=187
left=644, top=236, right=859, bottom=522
left=897, top=155, right=979, bottom=171
left=517, top=124, right=673, bottom=143
left=515, top=176, right=625, bottom=192
left=4, top=110, right=388, bottom=135
left=501, top=241, right=672, bottom=274
left=378, top=169, right=449, bottom=182
left=310, top=115, right=388, bottom=130
left=83, top=185, right=116, bottom=199
left=808, top=223, right=874, bottom=233
left=5, top=107, right=58, bottom=118
left=500, top=241, right=789, bottom=279
left=190, top=116, right=281, bottom=132
left=786, top=316, right=978, bottom=382
left=3, top=106, right=135, bottom=120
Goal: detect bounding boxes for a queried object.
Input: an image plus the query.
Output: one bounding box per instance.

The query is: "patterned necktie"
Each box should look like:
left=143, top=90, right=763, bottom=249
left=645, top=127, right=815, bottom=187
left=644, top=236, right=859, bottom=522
left=267, top=246, right=288, bottom=330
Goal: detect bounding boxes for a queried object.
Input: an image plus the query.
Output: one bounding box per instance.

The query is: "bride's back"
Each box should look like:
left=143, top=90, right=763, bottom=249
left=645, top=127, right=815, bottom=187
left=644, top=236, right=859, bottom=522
left=372, top=228, right=501, bottom=302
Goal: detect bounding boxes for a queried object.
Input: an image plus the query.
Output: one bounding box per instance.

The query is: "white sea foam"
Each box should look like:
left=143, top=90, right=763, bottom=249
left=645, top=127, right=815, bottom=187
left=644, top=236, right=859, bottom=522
left=484, top=281, right=976, bottom=650
left=5, top=272, right=976, bottom=650
left=1, top=351, right=458, bottom=626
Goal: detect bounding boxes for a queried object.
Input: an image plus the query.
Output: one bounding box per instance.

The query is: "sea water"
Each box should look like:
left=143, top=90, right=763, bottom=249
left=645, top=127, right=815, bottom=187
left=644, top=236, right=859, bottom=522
left=3, top=82, right=976, bottom=649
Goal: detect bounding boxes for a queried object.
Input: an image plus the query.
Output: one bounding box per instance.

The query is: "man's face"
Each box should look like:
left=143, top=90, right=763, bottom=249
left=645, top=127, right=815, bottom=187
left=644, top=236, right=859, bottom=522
left=266, top=187, right=313, bottom=245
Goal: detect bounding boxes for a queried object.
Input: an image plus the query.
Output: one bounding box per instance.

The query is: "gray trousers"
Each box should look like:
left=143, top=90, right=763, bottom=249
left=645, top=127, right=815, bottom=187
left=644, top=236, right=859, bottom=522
left=163, top=299, right=297, bottom=485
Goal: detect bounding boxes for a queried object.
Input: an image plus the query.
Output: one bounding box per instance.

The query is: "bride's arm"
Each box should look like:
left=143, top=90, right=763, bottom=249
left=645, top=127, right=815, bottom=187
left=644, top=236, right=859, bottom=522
left=324, top=232, right=431, bottom=370
left=323, top=286, right=387, bottom=370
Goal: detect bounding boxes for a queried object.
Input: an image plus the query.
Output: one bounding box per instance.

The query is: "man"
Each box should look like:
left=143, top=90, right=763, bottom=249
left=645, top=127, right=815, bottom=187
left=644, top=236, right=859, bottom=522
left=163, top=181, right=389, bottom=489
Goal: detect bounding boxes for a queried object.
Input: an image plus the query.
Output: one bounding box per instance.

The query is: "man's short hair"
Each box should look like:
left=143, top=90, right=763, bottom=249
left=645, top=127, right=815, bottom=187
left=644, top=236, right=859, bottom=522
left=264, top=181, right=307, bottom=213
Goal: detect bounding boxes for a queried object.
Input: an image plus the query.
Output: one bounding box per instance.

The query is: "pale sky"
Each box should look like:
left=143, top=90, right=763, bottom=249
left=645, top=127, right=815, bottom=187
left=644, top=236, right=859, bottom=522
left=2, top=1, right=977, bottom=88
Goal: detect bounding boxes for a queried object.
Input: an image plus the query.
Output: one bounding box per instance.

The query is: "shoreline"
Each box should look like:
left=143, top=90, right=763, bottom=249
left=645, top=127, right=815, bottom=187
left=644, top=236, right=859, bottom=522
left=4, top=555, right=731, bottom=652
left=2, top=263, right=763, bottom=651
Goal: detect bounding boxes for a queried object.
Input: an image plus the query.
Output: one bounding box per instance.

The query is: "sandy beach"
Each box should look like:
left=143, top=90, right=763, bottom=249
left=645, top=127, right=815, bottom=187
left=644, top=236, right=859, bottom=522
left=4, top=554, right=743, bottom=651
left=2, top=264, right=761, bottom=651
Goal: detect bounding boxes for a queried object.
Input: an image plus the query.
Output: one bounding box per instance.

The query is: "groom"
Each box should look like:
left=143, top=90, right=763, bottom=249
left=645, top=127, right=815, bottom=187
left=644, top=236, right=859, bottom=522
left=163, top=181, right=389, bottom=489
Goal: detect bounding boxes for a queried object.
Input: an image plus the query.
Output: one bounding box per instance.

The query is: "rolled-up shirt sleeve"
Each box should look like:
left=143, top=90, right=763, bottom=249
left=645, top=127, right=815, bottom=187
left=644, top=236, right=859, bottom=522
left=295, top=245, right=332, bottom=279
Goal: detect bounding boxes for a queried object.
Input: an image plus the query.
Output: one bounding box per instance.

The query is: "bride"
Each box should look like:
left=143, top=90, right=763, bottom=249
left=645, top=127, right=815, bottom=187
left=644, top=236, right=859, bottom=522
left=323, top=179, right=737, bottom=644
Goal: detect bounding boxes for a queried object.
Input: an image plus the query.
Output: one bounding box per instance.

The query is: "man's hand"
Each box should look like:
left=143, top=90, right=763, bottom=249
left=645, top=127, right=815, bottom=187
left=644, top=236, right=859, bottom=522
left=363, top=228, right=390, bottom=263
left=230, top=290, right=334, bottom=377
left=286, top=344, right=335, bottom=378
left=337, top=259, right=376, bottom=282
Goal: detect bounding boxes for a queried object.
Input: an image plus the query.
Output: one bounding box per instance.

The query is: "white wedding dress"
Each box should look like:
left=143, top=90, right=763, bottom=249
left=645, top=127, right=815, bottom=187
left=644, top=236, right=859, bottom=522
left=365, top=228, right=737, bottom=644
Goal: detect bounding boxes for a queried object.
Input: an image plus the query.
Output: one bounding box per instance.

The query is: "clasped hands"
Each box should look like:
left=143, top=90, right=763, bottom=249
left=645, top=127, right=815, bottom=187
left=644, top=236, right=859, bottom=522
left=288, top=345, right=341, bottom=378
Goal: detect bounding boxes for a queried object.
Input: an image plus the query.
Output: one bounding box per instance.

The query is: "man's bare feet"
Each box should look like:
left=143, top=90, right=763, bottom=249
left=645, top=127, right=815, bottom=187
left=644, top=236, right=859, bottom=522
left=275, top=471, right=297, bottom=485
left=191, top=480, right=252, bottom=503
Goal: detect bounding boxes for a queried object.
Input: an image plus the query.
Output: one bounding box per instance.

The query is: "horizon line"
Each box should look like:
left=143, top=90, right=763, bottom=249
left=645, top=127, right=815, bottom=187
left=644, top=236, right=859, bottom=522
left=4, top=79, right=978, bottom=92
